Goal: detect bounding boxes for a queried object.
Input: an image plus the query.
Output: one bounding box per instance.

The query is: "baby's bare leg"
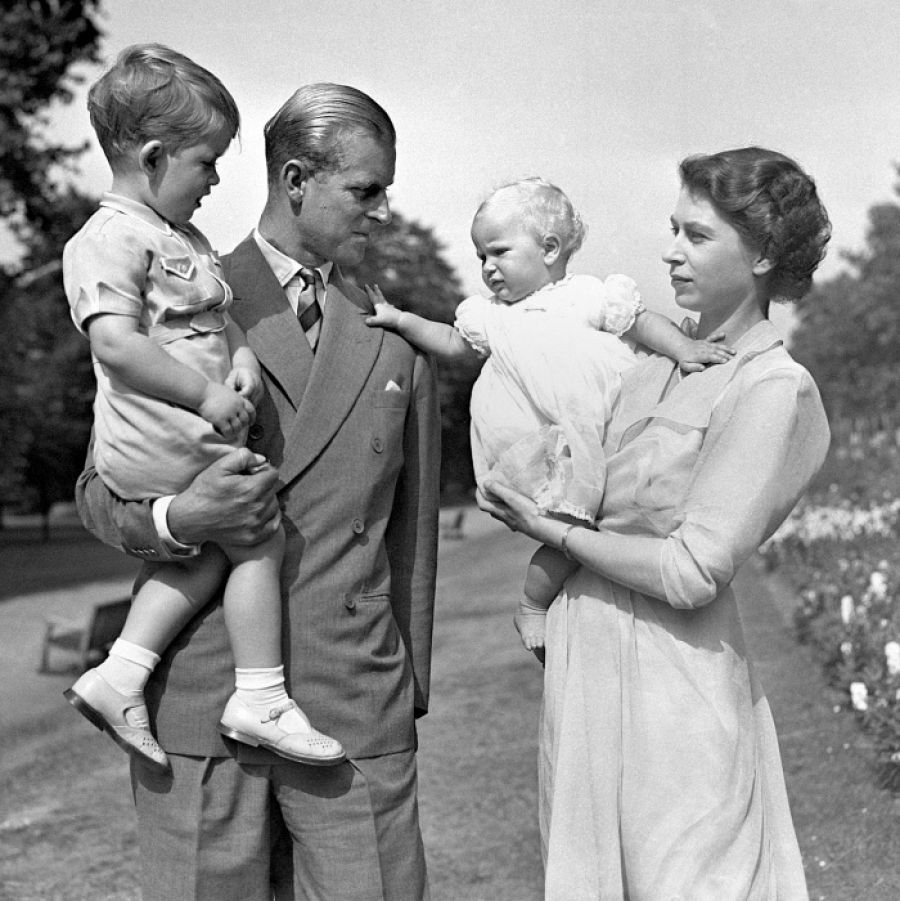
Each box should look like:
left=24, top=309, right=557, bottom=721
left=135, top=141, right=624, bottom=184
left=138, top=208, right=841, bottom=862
left=517, top=540, right=580, bottom=652
left=514, top=596, right=548, bottom=652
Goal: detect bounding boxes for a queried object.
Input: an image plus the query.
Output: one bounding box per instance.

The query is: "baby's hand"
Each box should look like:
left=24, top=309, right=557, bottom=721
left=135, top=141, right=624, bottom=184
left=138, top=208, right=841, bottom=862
left=364, top=285, right=403, bottom=329
left=678, top=333, right=735, bottom=373
left=226, top=366, right=263, bottom=408
left=198, top=381, right=254, bottom=439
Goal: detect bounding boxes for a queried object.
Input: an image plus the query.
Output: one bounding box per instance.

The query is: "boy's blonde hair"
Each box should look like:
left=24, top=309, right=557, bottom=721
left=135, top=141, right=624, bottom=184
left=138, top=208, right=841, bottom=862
left=478, top=178, right=587, bottom=260
left=88, top=43, right=240, bottom=168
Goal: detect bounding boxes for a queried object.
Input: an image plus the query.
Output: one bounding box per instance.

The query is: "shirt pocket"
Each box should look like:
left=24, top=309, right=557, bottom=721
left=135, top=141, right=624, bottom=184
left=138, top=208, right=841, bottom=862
left=154, top=254, right=225, bottom=315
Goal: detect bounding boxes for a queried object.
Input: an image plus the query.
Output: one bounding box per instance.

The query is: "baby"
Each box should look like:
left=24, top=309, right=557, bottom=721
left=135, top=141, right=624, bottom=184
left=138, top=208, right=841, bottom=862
left=366, top=178, right=732, bottom=651
left=62, top=44, right=343, bottom=772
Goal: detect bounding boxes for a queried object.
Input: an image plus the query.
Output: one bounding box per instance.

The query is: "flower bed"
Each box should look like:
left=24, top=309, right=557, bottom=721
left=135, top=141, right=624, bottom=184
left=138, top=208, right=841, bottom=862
left=761, top=425, right=900, bottom=788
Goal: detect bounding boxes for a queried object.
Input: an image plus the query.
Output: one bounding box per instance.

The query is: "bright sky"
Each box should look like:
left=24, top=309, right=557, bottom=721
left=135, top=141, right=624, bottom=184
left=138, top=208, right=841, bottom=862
left=45, top=0, right=900, bottom=333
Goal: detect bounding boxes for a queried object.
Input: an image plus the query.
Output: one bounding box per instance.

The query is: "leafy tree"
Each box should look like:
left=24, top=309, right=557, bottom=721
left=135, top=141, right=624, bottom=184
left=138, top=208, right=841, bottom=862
left=14, top=189, right=98, bottom=528
left=0, top=0, right=102, bottom=243
left=346, top=214, right=481, bottom=499
left=792, top=172, right=900, bottom=420
left=0, top=1, right=103, bottom=523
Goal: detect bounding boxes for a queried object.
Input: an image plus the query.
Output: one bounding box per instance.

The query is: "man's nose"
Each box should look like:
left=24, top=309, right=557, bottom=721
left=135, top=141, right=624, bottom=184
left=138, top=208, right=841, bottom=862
left=370, top=194, right=391, bottom=225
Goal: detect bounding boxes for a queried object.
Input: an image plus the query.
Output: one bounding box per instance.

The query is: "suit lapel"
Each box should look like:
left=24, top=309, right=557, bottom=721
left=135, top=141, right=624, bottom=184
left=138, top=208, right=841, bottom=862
left=224, top=236, right=313, bottom=409
left=279, top=268, right=383, bottom=487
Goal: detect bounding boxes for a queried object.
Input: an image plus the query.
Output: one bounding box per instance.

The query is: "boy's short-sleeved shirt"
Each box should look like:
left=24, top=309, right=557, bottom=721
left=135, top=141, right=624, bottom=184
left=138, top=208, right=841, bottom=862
left=63, top=193, right=243, bottom=499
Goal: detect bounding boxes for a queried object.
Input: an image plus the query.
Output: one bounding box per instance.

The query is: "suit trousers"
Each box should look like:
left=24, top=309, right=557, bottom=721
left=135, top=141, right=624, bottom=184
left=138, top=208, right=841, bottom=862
left=131, top=749, right=429, bottom=901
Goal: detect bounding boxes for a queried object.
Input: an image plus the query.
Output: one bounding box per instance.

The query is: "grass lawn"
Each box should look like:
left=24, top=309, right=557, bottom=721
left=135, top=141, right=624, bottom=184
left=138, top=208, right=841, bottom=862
left=0, top=518, right=897, bottom=899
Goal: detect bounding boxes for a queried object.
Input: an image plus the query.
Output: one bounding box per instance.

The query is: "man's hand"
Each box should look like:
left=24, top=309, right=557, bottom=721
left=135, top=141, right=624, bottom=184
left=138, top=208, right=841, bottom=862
left=167, top=449, right=281, bottom=547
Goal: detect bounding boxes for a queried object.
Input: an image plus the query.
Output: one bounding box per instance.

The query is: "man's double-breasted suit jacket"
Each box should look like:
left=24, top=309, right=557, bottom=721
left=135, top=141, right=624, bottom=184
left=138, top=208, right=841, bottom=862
left=77, top=234, right=442, bottom=761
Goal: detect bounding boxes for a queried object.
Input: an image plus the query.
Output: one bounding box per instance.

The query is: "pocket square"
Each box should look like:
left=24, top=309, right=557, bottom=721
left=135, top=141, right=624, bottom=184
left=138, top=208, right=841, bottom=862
left=385, top=380, right=403, bottom=392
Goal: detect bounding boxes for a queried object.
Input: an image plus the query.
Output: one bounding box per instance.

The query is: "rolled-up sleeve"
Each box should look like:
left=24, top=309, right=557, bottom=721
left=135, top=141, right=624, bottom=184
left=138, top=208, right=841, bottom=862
left=660, top=368, right=829, bottom=609
left=63, top=227, right=148, bottom=333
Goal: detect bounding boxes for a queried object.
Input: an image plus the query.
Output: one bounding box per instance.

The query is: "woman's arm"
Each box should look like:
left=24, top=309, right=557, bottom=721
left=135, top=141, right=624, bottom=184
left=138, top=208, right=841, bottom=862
left=480, top=368, right=829, bottom=608
left=479, top=488, right=668, bottom=599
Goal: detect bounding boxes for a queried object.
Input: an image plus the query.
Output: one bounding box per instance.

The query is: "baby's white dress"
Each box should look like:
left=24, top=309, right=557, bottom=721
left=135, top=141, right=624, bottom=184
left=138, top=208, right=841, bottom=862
left=455, top=274, right=642, bottom=522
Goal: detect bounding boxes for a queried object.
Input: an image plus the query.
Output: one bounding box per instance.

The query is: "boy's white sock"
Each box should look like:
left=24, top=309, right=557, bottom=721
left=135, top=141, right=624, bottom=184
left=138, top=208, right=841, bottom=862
left=234, top=665, right=310, bottom=732
left=96, top=638, right=160, bottom=695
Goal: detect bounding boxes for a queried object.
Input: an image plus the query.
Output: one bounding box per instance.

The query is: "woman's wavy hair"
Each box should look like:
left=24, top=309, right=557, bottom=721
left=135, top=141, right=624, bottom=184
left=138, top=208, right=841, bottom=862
left=477, top=178, right=587, bottom=262
left=679, top=147, right=831, bottom=301
left=88, top=43, right=240, bottom=167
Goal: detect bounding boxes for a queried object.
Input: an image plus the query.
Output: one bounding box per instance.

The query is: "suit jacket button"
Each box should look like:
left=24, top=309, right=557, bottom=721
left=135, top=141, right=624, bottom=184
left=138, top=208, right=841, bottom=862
left=344, top=596, right=356, bottom=611
left=352, top=518, right=365, bottom=534
left=249, top=425, right=264, bottom=441
left=371, top=437, right=384, bottom=453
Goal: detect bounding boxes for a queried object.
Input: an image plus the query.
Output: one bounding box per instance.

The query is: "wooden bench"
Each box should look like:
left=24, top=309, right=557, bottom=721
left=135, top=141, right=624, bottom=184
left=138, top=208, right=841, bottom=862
left=38, top=596, right=131, bottom=673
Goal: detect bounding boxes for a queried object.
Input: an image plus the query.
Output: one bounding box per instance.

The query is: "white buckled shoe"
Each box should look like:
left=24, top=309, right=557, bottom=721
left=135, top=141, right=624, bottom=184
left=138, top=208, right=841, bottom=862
left=64, top=669, right=171, bottom=774
left=218, top=694, right=346, bottom=766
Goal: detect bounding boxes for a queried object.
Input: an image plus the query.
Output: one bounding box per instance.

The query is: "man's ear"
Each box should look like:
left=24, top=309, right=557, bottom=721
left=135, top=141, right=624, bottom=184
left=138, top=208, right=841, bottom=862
left=138, top=140, right=165, bottom=175
left=542, top=233, right=562, bottom=266
left=282, top=159, right=308, bottom=205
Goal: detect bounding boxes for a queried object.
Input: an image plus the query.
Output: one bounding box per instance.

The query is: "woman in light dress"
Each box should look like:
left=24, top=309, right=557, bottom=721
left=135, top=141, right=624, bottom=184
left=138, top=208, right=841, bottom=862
left=479, top=146, right=831, bottom=900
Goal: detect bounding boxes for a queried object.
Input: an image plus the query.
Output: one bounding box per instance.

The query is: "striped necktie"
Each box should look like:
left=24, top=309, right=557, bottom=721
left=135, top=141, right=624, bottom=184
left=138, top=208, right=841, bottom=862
left=294, top=267, right=322, bottom=348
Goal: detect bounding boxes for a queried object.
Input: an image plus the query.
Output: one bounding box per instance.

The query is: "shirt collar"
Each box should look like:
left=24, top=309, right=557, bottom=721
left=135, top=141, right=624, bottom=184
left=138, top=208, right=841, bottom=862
left=99, top=192, right=176, bottom=235
left=251, top=228, right=333, bottom=289
left=730, top=318, right=783, bottom=357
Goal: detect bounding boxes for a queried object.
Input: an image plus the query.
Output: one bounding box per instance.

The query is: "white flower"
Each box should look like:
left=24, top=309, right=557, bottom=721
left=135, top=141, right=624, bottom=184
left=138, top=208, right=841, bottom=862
left=840, top=641, right=853, bottom=658
left=840, top=595, right=854, bottom=624
left=885, top=641, right=900, bottom=676
left=869, top=571, right=888, bottom=600
left=850, top=681, right=869, bottom=712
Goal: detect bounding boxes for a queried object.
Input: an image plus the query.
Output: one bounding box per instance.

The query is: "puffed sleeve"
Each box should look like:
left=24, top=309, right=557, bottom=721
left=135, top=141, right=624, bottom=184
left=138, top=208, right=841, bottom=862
left=453, top=295, right=493, bottom=357
left=659, top=367, right=830, bottom=609
left=62, top=226, right=150, bottom=334
left=597, top=274, right=644, bottom=336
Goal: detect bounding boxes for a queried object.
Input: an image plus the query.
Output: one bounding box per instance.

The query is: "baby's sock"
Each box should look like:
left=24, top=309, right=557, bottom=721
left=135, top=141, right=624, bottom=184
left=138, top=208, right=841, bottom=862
left=234, top=665, right=310, bottom=732
left=96, top=638, right=160, bottom=694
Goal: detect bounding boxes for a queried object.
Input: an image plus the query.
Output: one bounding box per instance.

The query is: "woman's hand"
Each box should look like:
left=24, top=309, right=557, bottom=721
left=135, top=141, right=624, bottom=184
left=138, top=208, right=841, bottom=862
left=476, top=478, right=549, bottom=542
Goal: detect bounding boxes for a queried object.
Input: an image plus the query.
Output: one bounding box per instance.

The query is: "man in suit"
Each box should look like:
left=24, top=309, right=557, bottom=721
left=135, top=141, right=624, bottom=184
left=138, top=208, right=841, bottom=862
left=77, top=83, right=441, bottom=901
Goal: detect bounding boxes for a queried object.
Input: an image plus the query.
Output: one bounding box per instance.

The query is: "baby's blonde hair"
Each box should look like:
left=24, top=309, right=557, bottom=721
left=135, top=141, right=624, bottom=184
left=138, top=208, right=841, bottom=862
left=477, top=178, right=587, bottom=260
